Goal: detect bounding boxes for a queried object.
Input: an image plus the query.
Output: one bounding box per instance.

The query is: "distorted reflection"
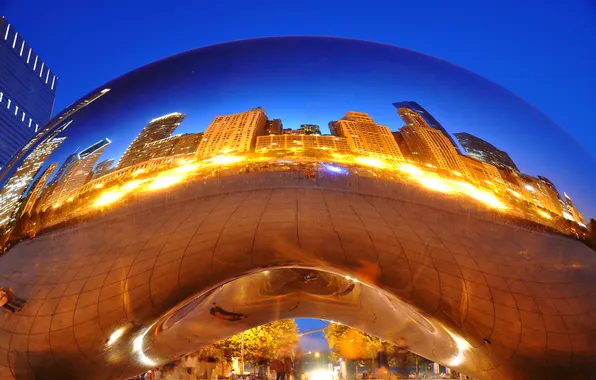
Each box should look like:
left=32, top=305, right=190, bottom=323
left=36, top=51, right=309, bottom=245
left=0, top=37, right=594, bottom=380
left=210, top=303, right=249, bottom=322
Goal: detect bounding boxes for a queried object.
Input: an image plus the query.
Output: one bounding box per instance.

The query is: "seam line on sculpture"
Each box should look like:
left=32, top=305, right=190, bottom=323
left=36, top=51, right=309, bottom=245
left=250, top=189, right=273, bottom=267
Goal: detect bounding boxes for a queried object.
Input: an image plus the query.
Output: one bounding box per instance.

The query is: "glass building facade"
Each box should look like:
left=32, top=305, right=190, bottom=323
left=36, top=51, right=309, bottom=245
left=0, top=17, right=57, bottom=170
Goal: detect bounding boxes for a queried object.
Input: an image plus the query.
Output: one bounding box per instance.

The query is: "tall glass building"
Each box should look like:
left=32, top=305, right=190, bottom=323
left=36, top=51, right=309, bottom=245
left=0, top=17, right=57, bottom=170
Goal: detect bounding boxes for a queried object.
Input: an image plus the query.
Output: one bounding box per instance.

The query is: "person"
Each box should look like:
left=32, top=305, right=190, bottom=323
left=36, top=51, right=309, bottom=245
left=5, top=288, right=25, bottom=309
left=210, top=303, right=248, bottom=321
left=272, top=349, right=288, bottom=380
left=0, top=288, right=15, bottom=312
left=293, top=349, right=303, bottom=380
left=283, top=354, right=293, bottom=380
left=271, top=358, right=284, bottom=380
left=376, top=345, right=389, bottom=379
left=256, top=340, right=269, bottom=380
left=152, top=368, right=162, bottom=380
left=333, top=282, right=355, bottom=297
left=0, top=287, right=24, bottom=312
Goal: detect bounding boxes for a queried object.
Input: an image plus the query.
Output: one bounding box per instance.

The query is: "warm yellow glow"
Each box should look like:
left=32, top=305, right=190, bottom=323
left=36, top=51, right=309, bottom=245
left=93, top=183, right=104, bottom=189
left=445, top=328, right=471, bottom=367
left=398, top=163, right=423, bottom=176
left=537, top=210, right=552, bottom=220
left=107, top=327, right=126, bottom=346
left=355, top=156, right=388, bottom=169
left=309, top=369, right=333, bottom=380
left=132, top=168, right=145, bottom=177
left=77, top=150, right=562, bottom=233
left=418, top=176, right=452, bottom=194
left=173, top=163, right=199, bottom=174
left=132, top=328, right=157, bottom=366
left=453, top=181, right=507, bottom=210
left=507, top=189, right=522, bottom=198
left=562, top=211, right=574, bottom=221
left=148, top=174, right=184, bottom=190
left=122, top=180, right=144, bottom=190
left=94, top=190, right=124, bottom=207
left=207, top=155, right=246, bottom=165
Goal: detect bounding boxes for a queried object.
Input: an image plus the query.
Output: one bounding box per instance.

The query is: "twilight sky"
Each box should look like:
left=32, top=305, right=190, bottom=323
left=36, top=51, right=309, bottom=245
left=2, top=0, right=595, bottom=347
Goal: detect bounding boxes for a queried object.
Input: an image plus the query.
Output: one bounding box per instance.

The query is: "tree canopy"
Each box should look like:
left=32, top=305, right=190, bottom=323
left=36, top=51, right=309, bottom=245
left=196, top=319, right=298, bottom=364
left=324, top=323, right=424, bottom=368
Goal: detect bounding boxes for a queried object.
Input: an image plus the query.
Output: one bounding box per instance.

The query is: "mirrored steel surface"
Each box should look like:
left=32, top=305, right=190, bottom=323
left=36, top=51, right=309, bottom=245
left=0, top=37, right=595, bottom=379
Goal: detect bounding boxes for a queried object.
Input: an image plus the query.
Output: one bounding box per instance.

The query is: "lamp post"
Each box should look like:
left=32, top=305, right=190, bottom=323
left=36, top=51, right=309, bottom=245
left=241, top=331, right=245, bottom=375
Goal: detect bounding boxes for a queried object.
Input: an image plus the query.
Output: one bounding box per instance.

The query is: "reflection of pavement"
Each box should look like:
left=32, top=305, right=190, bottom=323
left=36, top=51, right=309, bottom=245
left=0, top=170, right=594, bottom=379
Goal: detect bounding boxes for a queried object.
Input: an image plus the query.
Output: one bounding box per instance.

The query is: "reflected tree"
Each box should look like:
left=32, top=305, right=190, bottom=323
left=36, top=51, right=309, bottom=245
left=325, top=324, right=426, bottom=376
left=195, top=319, right=298, bottom=366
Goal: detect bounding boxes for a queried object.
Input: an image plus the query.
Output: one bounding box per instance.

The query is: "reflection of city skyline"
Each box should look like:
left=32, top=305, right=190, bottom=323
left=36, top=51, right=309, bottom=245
left=2, top=37, right=590, bottom=220
left=0, top=99, right=586, bottom=234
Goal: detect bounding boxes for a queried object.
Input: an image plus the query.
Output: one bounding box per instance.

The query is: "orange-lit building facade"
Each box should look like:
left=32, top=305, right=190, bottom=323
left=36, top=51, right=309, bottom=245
left=400, top=124, right=467, bottom=175
left=460, top=156, right=505, bottom=191
left=197, top=107, right=267, bottom=158
left=331, top=111, right=403, bottom=161
left=255, top=134, right=351, bottom=153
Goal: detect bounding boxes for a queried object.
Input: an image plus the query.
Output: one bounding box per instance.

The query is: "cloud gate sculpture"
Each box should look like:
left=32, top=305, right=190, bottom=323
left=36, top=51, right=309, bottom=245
left=0, top=37, right=595, bottom=379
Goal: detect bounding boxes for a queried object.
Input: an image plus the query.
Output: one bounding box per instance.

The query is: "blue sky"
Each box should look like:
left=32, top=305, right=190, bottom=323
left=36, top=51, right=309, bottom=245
left=3, top=0, right=595, bottom=347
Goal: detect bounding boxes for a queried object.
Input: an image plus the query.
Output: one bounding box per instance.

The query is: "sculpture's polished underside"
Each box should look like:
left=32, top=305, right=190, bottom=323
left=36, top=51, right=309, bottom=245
left=0, top=169, right=595, bottom=379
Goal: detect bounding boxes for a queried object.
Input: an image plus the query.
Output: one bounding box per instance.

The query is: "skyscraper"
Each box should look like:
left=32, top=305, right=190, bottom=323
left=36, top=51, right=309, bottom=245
left=118, top=112, right=185, bottom=169
left=92, top=158, right=115, bottom=179
left=19, top=162, right=58, bottom=217
left=454, top=132, right=519, bottom=173
left=460, top=156, right=505, bottom=190
left=563, top=193, right=584, bottom=224
left=143, top=133, right=203, bottom=160
left=537, top=176, right=562, bottom=201
left=265, top=119, right=283, bottom=135
left=197, top=107, right=267, bottom=158
left=0, top=135, right=66, bottom=226
left=0, top=18, right=57, bottom=169
left=400, top=124, right=467, bottom=174
left=518, top=174, right=563, bottom=216
left=45, top=139, right=110, bottom=207
left=0, top=90, right=110, bottom=185
left=391, top=131, right=414, bottom=161
left=331, top=111, right=403, bottom=161
left=393, top=101, right=460, bottom=153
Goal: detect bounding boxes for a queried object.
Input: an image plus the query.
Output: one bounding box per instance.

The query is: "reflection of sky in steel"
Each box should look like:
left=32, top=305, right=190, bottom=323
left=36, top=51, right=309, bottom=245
left=28, top=37, right=595, bottom=217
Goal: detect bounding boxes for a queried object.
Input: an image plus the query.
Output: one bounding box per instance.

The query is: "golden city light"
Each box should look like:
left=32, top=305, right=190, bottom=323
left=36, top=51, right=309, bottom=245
left=148, top=173, right=185, bottom=190
left=94, top=190, right=124, bottom=207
